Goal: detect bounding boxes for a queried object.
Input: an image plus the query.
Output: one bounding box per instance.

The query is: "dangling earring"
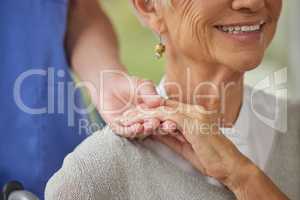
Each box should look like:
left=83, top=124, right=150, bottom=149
left=154, top=35, right=166, bottom=59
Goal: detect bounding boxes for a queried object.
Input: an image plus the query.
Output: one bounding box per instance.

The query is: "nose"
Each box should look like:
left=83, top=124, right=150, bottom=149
left=232, top=0, right=266, bottom=13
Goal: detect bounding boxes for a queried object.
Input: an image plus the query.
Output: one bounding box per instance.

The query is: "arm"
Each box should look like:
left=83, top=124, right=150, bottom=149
left=232, top=164, right=289, bottom=200
left=66, top=0, right=162, bottom=124
left=66, top=0, right=125, bottom=110
left=67, top=0, right=124, bottom=72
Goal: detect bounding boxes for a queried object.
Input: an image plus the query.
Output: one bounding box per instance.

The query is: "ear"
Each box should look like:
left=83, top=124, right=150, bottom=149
left=131, top=0, right=167, bottom=34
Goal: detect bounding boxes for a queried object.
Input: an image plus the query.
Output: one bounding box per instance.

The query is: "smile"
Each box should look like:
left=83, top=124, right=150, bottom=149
left=215, top=21, right=266, bottom=34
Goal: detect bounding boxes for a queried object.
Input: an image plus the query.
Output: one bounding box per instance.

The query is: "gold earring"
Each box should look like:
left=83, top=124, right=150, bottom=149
left=154, top=35, right=166, bottom=59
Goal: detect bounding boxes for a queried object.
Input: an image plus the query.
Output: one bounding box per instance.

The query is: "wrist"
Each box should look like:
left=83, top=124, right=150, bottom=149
left=224, top=156, right=261, bottom=197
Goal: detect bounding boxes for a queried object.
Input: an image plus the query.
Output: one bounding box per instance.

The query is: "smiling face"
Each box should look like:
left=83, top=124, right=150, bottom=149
left=147, top=0, right=282, bottom=71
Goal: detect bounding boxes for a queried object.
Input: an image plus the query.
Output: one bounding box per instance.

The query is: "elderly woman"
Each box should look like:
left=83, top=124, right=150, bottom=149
left=45, top=0, right=299, bottom=199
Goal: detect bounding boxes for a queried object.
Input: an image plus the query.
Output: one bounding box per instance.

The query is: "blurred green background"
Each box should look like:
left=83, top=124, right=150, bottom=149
left=101, top=1, right=290, bottom=85
left=102, top=1, right=165, bottom=83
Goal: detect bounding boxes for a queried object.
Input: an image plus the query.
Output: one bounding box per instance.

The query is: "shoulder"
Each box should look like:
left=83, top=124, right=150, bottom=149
left=45, top=127, right=142, bottom=200
left=71, top=126, right=134, bottom=162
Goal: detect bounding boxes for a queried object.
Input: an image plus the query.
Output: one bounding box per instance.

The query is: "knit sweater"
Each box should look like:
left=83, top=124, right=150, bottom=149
left=45, top=103, right=300, bottom=200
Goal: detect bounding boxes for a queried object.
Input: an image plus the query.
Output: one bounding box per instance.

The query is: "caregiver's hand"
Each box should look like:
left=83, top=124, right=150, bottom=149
left=100, top=72, right=177, bottom=137
left=118, top=100, right=289, bottom=200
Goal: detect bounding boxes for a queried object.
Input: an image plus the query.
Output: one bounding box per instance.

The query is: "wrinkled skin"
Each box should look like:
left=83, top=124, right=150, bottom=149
left=117, top=100, right=250, bottom=187
left=158, top=0, right=282, bottom=71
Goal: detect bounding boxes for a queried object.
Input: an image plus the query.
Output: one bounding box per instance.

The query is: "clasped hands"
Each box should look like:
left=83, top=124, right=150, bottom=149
left=111, top=99, right=255, bottom=193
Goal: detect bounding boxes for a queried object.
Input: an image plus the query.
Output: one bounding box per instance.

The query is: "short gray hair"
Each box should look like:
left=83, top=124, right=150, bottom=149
left=150, top=0, right=173, bottom=7
left=130, top=0, right=173, bottom=26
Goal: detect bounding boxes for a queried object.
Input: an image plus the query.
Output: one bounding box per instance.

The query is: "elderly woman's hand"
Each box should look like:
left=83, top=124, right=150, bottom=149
left=115, top=100, right=289, bottom=200
left=117, top=100, right=251, bottom=187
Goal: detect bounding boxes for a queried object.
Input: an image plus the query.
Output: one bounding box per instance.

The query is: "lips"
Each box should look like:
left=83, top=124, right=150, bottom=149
left=214, top=21, right=266, bottom=34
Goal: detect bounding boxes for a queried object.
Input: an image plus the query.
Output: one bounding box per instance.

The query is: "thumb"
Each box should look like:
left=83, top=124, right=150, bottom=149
left=137, top=79, right=163, bottom=107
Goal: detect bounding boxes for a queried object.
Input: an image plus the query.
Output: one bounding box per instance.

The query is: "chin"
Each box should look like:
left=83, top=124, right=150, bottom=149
left=223, top=52, right=265, bottom=72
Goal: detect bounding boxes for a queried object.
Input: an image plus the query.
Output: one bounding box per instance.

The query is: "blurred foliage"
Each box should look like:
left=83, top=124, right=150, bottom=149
left=102, top=0, right=165, bottom=83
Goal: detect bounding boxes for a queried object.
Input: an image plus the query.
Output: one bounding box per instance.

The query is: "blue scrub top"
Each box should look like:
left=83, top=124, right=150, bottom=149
left=0, top=0, right=97, bottom=198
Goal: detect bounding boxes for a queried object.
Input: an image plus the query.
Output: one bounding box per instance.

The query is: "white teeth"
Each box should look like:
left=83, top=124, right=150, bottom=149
left=241, top=26, right=248, bottom=31
left=217, top=22, right=264, bottom=34
left=234, top=26, right=241, bottom=31
left=228, top=27, right=234, bottom=32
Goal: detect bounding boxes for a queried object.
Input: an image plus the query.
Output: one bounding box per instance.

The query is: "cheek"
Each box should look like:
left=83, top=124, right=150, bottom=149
left=261, top=0, right=282, bottom=49
left=269, top=0, right=282, bottom=19
left=170, top=1, right=219, bottom=62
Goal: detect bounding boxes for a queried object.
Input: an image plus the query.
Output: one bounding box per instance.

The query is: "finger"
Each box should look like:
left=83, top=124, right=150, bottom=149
left=120, top=107, right=185, bottom=130
left=160, top=128, right=187, bottom=143
left=122, top=107, right=139, bottom=118
left=160, top=120, right=177, bottom=134
left=118, top=105, right=158, bottom=126
left=159, top=121, right=186, bottom=142
left=118, top=112, right=145, bottom=126
left=110, top=122, right=144, bottom=138
left=137, top=79, right=163, bottom=107
left=171, top=131, right=187, bottom=143
left=164, top=99, right=217, bottom=115
left=143, top=118, right=160, bottom=133
left=154, top=125, right=185, bottom=143
left=164, top=99, right=181, bottom=108
left=153, top=126, right=169, bottom=137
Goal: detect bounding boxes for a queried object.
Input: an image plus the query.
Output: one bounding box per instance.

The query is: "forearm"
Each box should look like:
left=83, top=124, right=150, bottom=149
left=231, top=163, right=289, bottom=200
left=67, top=0, right=124, bottom=69
left=66, top=0, right=127, bottom=107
